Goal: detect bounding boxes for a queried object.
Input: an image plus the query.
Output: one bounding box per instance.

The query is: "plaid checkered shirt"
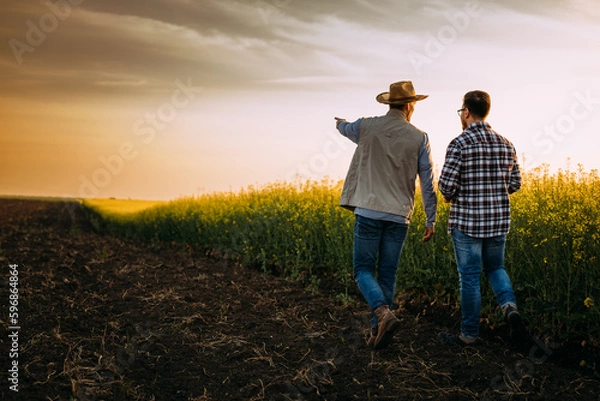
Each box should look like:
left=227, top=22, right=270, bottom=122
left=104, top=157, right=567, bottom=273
left=439, top=121, right=521, bottom=238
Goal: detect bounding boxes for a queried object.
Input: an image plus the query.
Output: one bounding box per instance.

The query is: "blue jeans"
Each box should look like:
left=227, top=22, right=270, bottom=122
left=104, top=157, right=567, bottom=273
left=451, top=228, right=517, bottom=340
left=353, top=215, right=409, bottom=329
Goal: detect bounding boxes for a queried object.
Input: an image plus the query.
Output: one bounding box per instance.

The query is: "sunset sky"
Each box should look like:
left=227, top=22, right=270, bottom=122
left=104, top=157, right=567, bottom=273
left=1, top=0, right=599, bottom=200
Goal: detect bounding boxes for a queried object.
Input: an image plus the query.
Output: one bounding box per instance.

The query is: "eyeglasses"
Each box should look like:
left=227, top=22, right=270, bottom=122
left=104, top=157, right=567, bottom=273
left=456, top=108, right=466, bottom=116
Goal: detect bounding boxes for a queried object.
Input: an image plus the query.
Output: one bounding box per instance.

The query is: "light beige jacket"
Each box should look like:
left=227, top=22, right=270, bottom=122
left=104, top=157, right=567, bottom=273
left=340, top=109, right=425, bottom=219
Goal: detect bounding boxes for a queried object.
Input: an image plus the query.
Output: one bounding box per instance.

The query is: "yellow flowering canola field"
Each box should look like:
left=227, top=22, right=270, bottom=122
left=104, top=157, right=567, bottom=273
left=84, top=167, right=600, bottom=344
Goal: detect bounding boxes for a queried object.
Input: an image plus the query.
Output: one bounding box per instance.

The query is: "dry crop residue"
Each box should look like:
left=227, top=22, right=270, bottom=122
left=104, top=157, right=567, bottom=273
left=0, top=199, right=598, bottom=400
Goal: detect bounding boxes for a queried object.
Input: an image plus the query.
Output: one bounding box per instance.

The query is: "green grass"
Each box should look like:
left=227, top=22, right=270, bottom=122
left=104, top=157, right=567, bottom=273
left=81, top=168, right=600, bottom=345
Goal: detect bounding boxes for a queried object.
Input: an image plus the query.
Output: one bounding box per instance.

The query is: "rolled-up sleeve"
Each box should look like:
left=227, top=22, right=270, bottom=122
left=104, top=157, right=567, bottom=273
left=418, top=133, right=438, bottom=227
left=336, top=119, right=362, bottom=144
left=508, top=149, right=522, bottom=194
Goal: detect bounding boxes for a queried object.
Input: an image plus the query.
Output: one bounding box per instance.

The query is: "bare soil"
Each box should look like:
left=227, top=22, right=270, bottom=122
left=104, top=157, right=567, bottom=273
left=0, top=198, right=598, bottom=400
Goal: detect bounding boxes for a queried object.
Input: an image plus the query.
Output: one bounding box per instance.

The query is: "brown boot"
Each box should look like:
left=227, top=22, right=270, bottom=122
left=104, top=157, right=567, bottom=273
left=373, top=305, right=400, bottom=349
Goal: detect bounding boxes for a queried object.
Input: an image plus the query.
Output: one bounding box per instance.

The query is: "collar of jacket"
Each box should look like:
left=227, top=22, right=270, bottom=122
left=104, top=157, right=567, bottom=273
left=386, top=108, right=409, bottom=120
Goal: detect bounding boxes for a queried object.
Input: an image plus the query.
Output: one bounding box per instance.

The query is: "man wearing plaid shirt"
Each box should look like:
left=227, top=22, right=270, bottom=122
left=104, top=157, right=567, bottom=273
left=438, top=90, right=528, bottom=347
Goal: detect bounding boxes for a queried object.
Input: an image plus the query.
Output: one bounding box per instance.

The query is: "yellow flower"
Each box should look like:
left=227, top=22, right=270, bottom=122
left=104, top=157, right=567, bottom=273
left=584, top=297, right=594, bottom=309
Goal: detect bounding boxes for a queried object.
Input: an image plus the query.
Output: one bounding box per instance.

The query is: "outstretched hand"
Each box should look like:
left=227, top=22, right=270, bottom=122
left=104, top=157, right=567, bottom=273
left=422, top=226, right=435, bottom=242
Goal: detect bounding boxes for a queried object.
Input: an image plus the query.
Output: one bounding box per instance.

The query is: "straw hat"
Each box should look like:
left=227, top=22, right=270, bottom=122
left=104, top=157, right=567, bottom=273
left=376, top=81, right=428, bottom=104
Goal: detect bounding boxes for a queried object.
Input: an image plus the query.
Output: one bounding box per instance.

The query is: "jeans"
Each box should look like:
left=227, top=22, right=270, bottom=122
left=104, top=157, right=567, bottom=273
left=451, top=228, right=517, bottom=340
left=353, top=215, right=409, bottom=329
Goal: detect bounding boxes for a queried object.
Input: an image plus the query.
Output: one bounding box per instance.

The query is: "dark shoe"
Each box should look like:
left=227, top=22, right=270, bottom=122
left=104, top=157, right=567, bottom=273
left=372, top=305, right=400, bottom=349
left=438, top=332, right=478, bottom=347
left=504, top=305, right=528, bottom=343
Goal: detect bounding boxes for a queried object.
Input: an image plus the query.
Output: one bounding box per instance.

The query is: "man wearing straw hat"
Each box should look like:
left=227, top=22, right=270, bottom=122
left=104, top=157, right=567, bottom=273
left=335, top=81, right=437, bottom=349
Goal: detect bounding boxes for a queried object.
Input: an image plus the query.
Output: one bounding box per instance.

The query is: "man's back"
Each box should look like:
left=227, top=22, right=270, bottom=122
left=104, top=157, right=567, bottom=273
left=439, top=121, right=521, bottom=238
left=340, top=108, right=427, bottom=217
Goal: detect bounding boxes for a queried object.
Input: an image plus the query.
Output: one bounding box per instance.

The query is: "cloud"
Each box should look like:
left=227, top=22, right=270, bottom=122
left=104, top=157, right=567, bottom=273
left=490, top=0, right=600, bottom=21
left=1, top=0, right=599, bottom=103
left=1, top=0, right=342, bottom=100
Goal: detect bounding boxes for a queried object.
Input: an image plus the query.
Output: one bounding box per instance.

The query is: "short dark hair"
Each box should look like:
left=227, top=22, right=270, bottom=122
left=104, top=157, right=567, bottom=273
left=463, top=90, right=491, bottom=119
left=389, top=103, right=406, bottom=110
